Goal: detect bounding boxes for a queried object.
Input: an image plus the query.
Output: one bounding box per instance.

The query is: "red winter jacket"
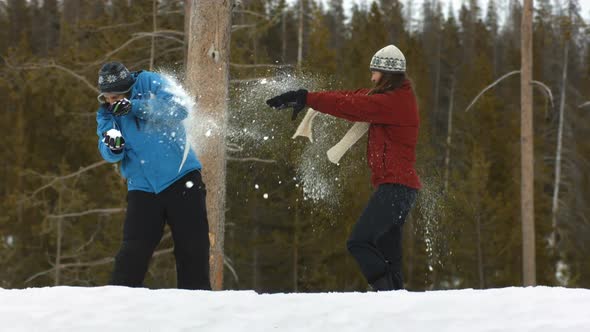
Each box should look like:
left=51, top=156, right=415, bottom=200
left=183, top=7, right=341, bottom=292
left=306, top=80, right=421, bottom=189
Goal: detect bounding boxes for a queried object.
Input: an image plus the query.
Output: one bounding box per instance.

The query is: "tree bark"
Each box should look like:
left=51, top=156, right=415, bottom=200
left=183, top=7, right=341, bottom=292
left=297, top=0, right=304, bottom=69
left=55, top=181, right=63, bottom=286
left=185, top=0, right=232, bottom=290
left=476, top=214, right=484, bottom=289
left=60, top=0, right=80, bottom=52
left=552, top=42, right=568, bottom=250
left=183, top=0, right=191, bottom=70
left=444, top=75, right=455, bottom=193
left=282, top=9, right=287, bottom=63
left=551, top=1, right=572, bottom=253
left=150, top=0, right=157, bottom=71
left=520, top=0, right=536, bottom=286
left=292, top=197, right=299, bottom=292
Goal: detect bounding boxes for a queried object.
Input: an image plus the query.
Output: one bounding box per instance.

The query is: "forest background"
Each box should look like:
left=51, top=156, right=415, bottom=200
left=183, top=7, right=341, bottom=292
left=1, top=0, right=589, bottom=292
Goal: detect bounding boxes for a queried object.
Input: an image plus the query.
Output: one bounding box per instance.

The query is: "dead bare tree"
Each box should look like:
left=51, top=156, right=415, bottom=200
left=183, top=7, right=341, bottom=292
left=297, top=0, right=304, bottom=69
left=551, top=35, right=569, bottom=250
left=551, top=0, right=577, bottom=254
left=443, top=75, right=455, bottom=193
left=185, top=0, right=233, bottom=290
left=150, top=0, right=157, bottom=71
left=521, top=0, right=535, bottom=286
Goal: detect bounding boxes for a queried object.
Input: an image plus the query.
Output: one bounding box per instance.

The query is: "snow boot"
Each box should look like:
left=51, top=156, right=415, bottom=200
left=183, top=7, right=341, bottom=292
left=370, top=271, right=404, bottom=291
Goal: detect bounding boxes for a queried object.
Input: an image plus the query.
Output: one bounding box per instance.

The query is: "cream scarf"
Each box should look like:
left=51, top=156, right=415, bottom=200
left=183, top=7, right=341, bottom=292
left=292, top=108, right=369, bottom=164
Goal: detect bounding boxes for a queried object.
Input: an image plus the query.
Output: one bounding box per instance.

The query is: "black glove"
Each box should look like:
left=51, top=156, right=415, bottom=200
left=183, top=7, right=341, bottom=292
left=102, top=129, right=125, bottom=154
left=266, top=89, right=308, bottom=120
left=108, top=98, right=132, bottom=116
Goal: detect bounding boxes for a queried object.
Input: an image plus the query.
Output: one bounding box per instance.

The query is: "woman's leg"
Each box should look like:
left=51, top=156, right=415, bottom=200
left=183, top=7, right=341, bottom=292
left=376, top=224, right=404, bottom=289
left=346, top=184, right=416, bottom=290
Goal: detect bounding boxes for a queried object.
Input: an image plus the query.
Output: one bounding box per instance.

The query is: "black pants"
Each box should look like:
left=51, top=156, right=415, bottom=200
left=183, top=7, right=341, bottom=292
left=110, top=170, right=211, bottom=290
left=347, top=184, right=417, bottom=287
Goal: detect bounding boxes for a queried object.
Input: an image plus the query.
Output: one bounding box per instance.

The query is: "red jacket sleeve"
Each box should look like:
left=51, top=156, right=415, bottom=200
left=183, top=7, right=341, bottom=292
left=305, top=84, right=419, bottom=126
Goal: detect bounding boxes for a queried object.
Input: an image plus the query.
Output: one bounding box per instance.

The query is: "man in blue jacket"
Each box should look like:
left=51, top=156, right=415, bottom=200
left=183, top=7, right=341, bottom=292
left=96, top=62, right=210, bottom=290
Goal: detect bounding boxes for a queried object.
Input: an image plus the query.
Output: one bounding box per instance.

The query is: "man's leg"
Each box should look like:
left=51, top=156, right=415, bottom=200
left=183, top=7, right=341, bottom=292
left=110, top=190, right=165, bottom=287
left=164, top=171, right=211, bottom=290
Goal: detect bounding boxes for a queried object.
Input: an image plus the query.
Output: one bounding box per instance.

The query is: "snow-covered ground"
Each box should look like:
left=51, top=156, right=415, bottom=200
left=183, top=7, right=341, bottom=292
left=1, top=286, right=589, bottom=331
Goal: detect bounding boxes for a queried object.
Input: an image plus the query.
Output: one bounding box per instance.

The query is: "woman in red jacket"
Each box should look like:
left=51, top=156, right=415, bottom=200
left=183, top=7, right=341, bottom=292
left=267, top=45, right=421, bottom=291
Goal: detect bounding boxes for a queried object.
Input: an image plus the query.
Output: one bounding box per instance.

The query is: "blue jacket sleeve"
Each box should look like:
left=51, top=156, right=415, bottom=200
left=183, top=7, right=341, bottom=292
left=129, top=73, right=188, bottom=122
left=96, top=106, right=125, bottom=163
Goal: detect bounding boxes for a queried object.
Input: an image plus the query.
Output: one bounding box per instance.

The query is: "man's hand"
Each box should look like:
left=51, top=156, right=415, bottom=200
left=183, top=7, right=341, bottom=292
left=266, top=89, right=308, bottom=120
left=108, top=98, right=132, bottom=117
left=103, top=129, right=125, bottom=154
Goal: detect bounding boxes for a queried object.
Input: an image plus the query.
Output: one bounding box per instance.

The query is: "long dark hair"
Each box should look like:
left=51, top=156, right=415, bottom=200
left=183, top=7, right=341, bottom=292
left=368, top=72, right=407, bottom=95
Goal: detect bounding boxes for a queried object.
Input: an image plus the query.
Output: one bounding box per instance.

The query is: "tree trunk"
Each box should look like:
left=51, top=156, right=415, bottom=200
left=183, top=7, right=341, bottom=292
left=444, top=75, right=455, bottom=193
left=520, top=0, right=536, bottom=286
left=292, top=197, right=299, bottom=292
left=297, top=0, right=304, bottom=69
left=185, top=0, right=232, bottom=290
left=55, top=182, right=63, bottom=286
left=183, top=0, right=191, bottom=70
left=551, top=1, right=572, bottom=254
left=551, top=42, right=568, bottom=250
left=60, top=0, right=80, bottom=52
left=149, top=0, right=157, bottom=71
left=476, top=214, right=485, bottom=289
left=282, top=9, right=287, bottom=63
left=433, top=37, right=441, bottom=115
left=253, top=224, right=259, bottom=291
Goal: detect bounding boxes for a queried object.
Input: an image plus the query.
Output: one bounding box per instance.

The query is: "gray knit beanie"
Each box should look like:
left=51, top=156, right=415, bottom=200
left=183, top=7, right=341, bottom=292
left=98, top=62, right=135, bottom=94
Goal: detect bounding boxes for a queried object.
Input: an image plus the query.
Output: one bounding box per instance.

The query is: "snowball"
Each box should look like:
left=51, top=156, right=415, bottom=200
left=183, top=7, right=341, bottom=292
left=106, top=129, right=122, bottom=138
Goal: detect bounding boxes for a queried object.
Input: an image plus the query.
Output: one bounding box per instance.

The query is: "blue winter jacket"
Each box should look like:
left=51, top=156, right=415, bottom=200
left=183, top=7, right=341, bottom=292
left=96, top=71, right=202, bottom=193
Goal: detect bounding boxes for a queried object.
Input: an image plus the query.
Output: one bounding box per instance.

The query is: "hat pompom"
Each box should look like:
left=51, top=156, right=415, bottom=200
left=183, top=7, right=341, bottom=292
left=370, top=45, right=406, bottom=73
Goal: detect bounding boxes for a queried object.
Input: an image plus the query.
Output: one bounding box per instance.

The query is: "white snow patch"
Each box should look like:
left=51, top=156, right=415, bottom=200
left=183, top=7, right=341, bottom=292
left=0, top=286, right=589, bottom=332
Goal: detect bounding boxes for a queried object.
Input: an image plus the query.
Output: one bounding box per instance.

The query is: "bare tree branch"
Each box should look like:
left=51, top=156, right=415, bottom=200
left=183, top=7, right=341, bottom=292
left=226, top=143, right=243, bottom=152
left=532, top=80, right=554, bottom=109
left=61, top=224, right=103, bottom=259
left=24, top=247, right=174, bottom=284
left=230, top=63, right=293, bottom=69
left=234, top=9, right=272, bottom=20
left=82, top=31, right=186, bottom=68
left=25, top=161, right=108, bottom=200
left=230, top=77, right=281, bottom=84
left=90, top=20, right=143, bottom=32
left=46, top=208, right=126, bottom=219
left=578, top=101, right=590, bottom=108
left=130, top=47, right=184, bottom=69
left=232, top=24, right=258, bottom=32
left=5, top=59, right=99, bottom=93
left=224, top=256, right=239, bottom=282
left=159, top=10, right=183, bottom=15
left=228, top=157, right=276, bottom=163
left=465, top=70, right=553, bottom=113
left=465, top=71, right=520, bottom=112
left=134, top=31, right=184, bottom=45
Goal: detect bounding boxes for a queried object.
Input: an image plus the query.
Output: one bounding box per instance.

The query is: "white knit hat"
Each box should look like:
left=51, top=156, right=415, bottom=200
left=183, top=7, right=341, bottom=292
left=369, top=45, right=406, bottom=73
